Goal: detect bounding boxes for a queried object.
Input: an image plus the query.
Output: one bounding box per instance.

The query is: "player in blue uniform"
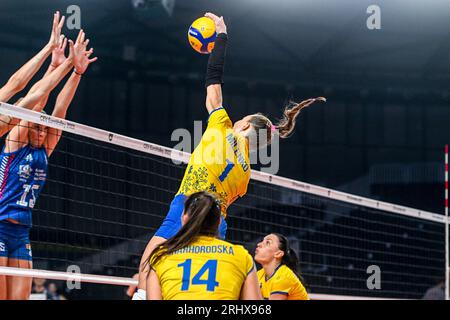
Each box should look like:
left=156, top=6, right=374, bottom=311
left=0, top=29, right=97, bottom=300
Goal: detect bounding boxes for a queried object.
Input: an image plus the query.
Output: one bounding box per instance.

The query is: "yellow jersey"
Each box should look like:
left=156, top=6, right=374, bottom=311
left=257, top=264, right=309, bottom=300
left=151, top=236, right=255, bottom=300
left=176, top=107, right=251, bottom=216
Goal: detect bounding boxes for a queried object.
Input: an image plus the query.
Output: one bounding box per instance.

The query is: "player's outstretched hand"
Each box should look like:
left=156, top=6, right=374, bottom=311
left=205, top=12, right=227, bottom=34
left=47, top=11, right=65, bottom=50
left=68, top=30, right=98, bottom=75
left=51, top=35, right=68, bottom=68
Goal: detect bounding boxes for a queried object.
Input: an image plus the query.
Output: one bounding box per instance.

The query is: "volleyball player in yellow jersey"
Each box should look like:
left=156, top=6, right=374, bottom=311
left=255, top=233, right=309, bottom=300
left=147, top=191, right=261, bottom=300
left=133, top=12, right=325, bottom=299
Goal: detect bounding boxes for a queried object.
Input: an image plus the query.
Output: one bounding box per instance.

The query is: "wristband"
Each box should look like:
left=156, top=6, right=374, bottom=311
left=205, top=33, right=228, bottom=88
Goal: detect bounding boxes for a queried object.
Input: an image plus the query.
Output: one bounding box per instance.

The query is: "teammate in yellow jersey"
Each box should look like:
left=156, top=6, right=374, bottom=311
left=146, top=191, right=261, bottom=300
left=133, top=11, right=325, bottom=299
left=255, top=233, right=309, bottom=300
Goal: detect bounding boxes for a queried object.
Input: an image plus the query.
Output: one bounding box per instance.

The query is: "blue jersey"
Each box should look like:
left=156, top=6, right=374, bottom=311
left=0, top=144, right=48, bottom=227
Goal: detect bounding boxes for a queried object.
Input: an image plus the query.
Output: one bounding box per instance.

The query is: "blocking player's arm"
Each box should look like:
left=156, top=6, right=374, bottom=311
left=0, top=50, right=71, bottom=140
left=0, top=45, right=52, bottom=105
left=146, top=269, right=163, bottom=300
left=204, top=13, right=228, bottom=113
left=33, top=35, right=69, bottom=113
left=16, top=57, right=74, bottom=113
left=45, top=30, right=97, bottom=157
left=0, top=11, right=65, bottom=104
left=4, top=59, right=74, bottom=153
left=0, top=12, right=66, bottom=138
left=44, top=72, right=81, bottom=157
left=1, top=38, right=66, bottom=140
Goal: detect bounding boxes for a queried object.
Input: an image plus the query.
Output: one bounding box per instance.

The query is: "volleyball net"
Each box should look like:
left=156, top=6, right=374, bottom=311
left=0, top=102, right=447, bottom=300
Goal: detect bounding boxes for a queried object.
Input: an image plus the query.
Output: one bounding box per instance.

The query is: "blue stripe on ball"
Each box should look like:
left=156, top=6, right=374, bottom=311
left=189, top=27, right=217, bottom=53
left=204, top=32, right=217, bottom=43
left=189, top=26, right=205, bottom=42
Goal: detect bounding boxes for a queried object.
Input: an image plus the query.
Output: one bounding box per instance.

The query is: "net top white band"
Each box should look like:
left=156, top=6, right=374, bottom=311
left=0, top=101, right=445, bottom=224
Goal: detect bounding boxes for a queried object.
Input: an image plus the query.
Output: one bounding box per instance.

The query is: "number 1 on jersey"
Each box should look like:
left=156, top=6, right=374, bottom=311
left=178, top=259, right=219, bottom=292
left=219, top=159, right=235, bottom=182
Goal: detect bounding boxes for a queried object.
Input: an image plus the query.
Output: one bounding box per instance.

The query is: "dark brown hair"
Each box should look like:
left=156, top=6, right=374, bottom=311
left=248, top=97, right=326, bottom=149
left=149, top=191, right=222, bottom=266
left=272, top=233, right=305, bottom=284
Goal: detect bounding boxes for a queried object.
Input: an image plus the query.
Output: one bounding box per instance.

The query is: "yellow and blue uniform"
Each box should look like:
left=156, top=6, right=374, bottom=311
left=257, top=264, right=309, bottom=300
left=155, top=107, right=251, bottom=239
left=151, top=235, right=255, bottom=300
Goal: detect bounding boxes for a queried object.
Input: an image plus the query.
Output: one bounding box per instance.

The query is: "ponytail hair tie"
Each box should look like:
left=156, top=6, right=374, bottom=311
left=270, top=124, right=277, bottom=133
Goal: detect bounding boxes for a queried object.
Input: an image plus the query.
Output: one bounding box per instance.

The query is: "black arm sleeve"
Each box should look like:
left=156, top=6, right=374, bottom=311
left=205, top=33, right=228, bottom=88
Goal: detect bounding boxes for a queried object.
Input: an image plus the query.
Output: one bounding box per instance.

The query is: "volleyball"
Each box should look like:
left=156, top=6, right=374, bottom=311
left=188, top=17, right=217, bottom=54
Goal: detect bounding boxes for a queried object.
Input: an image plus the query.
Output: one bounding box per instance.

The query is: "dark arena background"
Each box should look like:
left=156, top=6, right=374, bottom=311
left=0, top=0, right=448, bottom=300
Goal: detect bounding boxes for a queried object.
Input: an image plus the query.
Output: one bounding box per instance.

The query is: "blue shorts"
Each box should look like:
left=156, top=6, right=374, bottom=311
left=0, top=221, right=32, bottom=261
left=155, top=194, right=228, bottom=240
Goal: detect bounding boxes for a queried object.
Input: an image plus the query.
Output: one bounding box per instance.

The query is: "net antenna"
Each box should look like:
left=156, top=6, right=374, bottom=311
left=445, top=144, right=449, bottom=300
